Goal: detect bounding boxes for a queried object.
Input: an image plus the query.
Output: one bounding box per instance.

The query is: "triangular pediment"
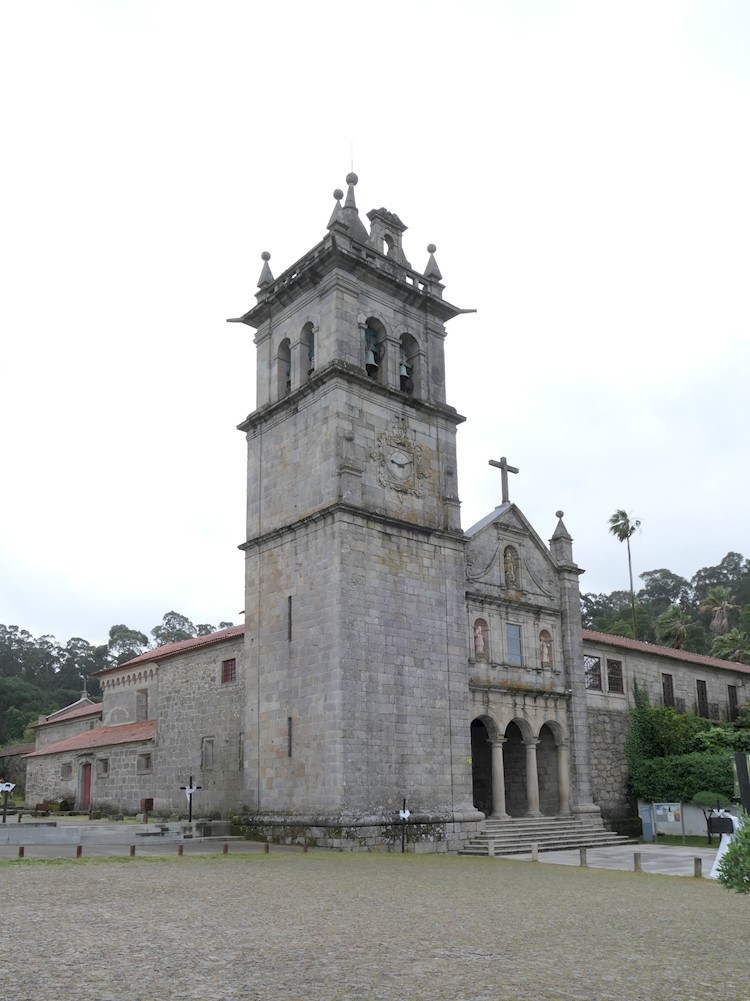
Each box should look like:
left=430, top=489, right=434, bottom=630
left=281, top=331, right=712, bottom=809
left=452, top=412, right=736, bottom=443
left=464, top=503, right=560, bottom=603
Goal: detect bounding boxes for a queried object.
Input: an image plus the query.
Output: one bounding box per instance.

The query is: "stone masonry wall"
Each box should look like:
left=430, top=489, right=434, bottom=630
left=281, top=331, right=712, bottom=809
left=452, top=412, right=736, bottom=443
left=587, top=706, right=631, bottom=821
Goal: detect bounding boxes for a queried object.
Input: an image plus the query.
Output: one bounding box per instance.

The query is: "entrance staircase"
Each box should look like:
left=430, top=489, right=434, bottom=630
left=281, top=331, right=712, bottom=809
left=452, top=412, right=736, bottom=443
left=459, top=816, right=635, bottom=857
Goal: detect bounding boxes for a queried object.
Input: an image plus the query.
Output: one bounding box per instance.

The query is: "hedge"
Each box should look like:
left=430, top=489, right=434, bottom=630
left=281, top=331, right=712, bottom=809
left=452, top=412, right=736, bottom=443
left=629, top=751, right=734, bottom=803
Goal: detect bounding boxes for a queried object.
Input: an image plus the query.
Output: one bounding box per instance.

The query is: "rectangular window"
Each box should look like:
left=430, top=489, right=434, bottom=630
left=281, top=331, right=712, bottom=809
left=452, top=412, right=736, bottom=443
left=221, top=658, right=237, bottom=685
left=287, top=717, right=293, bottom=758
left=60, top=762, right=73, bottom=780
left=584, top=655, right=602, bottom=690
left=606, top=659, right=624, bottom=694
left=201, top=737, right=214, bottom=770
left=506, top=624, right=522, bottom=666
left=728, top=685, right=739, bottom=722
left=288, top=596, right=293, bottom=641
left=661, top=673, right=675, bottom=708
left=696, top=680, right=709, bottom=718
left=135, top=688, right=148, bottom=722
left=96, top=758, right=109, bottom=777
left=137, top=753, right=152, bottom=774
left=238, top=732, right=244, bottom=771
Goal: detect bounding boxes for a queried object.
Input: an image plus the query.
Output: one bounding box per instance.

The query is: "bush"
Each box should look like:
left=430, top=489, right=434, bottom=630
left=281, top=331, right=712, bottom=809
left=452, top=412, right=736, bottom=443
left=629, top=751, right=733, bottom=802
left=718, top=817, right=750, bottom=894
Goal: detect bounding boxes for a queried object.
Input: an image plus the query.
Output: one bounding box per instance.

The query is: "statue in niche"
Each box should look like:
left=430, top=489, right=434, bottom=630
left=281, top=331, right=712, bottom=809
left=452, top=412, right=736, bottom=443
left=473, top=619, right=489, bottom=661
left=539, top=630, right=553, bottom=667
left=503, top=546, right=520, bottom=586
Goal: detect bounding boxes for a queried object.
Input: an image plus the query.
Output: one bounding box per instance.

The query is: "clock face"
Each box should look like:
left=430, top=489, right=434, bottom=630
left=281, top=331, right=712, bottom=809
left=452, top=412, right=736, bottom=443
left=371, top=421, right=427, bottom=496
left=388, top=448, right=413, bottom=481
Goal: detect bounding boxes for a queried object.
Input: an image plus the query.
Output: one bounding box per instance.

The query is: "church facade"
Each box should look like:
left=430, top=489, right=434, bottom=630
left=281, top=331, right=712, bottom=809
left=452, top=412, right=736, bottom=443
left=23, top=176, right=750, bottom=848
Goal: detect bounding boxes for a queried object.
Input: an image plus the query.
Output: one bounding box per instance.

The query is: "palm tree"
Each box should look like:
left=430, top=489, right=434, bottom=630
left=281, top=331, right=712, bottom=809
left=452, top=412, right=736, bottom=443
left=608, top=509, right=641, bottom=641
left=711, top=628, right=750, bottom=665
left=656, top=605, right=692, bottom=650
left=699, top=585, right=738, bottom=635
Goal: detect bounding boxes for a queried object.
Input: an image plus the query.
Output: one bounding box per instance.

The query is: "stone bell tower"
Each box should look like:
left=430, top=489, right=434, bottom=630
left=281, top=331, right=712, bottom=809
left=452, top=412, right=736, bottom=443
left=229, top=174, right=483, bottom=848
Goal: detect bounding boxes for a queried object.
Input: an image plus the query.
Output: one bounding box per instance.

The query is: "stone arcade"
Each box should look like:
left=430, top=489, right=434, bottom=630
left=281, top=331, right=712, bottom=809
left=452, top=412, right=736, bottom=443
left=23, top=176, right=750, bottom=849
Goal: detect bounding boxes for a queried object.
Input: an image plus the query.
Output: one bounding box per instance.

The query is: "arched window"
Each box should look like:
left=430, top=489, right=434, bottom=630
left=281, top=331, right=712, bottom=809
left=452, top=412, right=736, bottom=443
left=399, top=333, right=420, bottom=396
left=503, top=546, right=520, bottom=587
left=539, top=629, right=553, bottom=667
left=473, top=618, right=489, bottom=661
left=364, top=319, right=386, bottom=382
left=302, top=322, right=315, bottom=378
left=277, top=338, right=291, bottom=398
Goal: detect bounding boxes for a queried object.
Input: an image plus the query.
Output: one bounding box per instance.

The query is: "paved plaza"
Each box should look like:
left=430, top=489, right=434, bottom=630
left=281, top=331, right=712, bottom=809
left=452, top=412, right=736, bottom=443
left=2, top=845, right=749, bottom=1001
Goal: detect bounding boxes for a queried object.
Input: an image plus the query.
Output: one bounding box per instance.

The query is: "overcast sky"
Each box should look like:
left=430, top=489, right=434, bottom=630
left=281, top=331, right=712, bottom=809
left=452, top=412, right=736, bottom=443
left=1, top=1, right=748, bottom=645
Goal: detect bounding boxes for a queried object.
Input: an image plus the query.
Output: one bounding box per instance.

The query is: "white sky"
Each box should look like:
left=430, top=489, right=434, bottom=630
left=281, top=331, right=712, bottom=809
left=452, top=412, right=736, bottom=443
left=1, top=0, right=748, bottom=645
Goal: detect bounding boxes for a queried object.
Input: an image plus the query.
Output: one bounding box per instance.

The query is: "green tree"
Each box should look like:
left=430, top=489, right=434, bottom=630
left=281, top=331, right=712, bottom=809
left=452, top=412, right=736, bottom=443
left=711, top=628, right=750, bottom=665
left=718, top=817, right=750, bottom=894
left=108, top=624, right=150, bottom=665
left=608, top=510, right=641, bottom=641
left=151, top=611, right=196, bottom=647
left=700, top=586, right=739, bottom=636
left=638, top=568, right=693, bottom=617
left=655, top=605, right=693, bottom=650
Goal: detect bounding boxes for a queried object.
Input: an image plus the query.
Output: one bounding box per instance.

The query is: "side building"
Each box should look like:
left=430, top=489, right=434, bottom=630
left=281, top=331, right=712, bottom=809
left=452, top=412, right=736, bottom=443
left=24, top=626, right=244, bottom=816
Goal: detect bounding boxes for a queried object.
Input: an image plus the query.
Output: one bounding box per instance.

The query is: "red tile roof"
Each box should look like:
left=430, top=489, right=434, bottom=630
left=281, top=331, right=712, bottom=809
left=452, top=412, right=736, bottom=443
left=24, top=721, right=156, bottom=758
left=583, top=629, right=750, bottom=675
left=0, top=742, right=35, bottom=758
left=34, top=701, right=102, bottom=728
left=95, top=625, right=244, bottom=676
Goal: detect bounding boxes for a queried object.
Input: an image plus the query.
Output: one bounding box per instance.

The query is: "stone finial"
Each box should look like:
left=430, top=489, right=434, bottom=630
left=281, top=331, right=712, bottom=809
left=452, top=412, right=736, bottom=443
left=258, top=251, right=274, bottom=288
left=341, top=173, right=370, bottom=243
left=550, top=511, right=575, bottom=565
left=327, top=188, right=345, bottom=230
left=424, top=243, right=442, bottom=280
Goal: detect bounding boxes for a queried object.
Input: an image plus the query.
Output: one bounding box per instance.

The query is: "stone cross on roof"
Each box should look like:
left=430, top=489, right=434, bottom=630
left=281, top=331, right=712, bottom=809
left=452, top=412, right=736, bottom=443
left=489, top=455, right=519, bottom=505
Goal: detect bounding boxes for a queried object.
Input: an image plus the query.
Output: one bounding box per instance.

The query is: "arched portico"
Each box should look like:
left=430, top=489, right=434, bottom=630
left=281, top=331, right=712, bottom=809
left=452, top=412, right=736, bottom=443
left=470, top=710, right=572, bottom=819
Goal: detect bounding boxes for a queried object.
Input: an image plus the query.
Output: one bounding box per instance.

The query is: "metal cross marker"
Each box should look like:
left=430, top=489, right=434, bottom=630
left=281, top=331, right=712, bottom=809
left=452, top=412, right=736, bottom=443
left=489, top=456, right=519, bottom=504
left=180, top=775, right=201, bottom=823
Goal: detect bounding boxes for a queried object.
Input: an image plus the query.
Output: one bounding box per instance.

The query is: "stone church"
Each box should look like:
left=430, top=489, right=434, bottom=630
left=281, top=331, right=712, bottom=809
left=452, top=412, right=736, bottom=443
left=23, top=175, right=750, bottom=850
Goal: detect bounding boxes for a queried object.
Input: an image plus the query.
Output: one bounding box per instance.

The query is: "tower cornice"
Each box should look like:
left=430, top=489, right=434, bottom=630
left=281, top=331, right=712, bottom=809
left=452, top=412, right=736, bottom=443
left=237, top=358, right=466, bottom=434
left=228, top=233, right=470, bottom=330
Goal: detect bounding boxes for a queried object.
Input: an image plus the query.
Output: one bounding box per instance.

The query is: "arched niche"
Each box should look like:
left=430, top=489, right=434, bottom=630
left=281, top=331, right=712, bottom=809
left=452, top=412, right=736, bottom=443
left=472, top=617, right=489, bottom=661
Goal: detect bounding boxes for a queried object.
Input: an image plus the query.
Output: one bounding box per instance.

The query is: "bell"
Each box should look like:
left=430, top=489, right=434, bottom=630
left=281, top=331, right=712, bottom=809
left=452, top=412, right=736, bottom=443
left=366, top=349, right=378, bottom=368
left=399, top=362, right=409, bottom=377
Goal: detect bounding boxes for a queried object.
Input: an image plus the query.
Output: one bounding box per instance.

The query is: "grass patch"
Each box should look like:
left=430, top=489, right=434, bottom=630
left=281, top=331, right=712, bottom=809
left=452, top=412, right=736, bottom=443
left=650, top=834, right=713, bottom=848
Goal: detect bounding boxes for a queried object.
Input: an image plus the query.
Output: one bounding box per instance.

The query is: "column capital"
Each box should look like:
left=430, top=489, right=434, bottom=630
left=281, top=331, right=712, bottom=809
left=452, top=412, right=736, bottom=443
left=523, top=737, right=540, bottom=747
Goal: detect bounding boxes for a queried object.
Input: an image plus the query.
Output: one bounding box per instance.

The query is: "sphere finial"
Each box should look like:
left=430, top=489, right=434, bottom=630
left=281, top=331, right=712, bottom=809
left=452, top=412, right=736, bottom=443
left=333, top=188, right=344, bottom=200
left=427, top=243, right=437, bottom=254
left=555, top=510, right=564, bottom=519
left=346, top=172, right=358, bottom=186
left=261, top=251, right=271, bottom=262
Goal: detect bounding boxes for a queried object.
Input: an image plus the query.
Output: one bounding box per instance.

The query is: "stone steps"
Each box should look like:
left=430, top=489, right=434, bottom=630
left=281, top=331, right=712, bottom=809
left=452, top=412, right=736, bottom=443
left=459, top=817, right=635, bottom=857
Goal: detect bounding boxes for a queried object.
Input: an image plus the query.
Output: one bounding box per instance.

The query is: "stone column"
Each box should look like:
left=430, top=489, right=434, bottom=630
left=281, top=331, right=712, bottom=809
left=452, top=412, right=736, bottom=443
left=524, top=738, right=542, bottom=817
left=490, top=738, right=508, bottom=819
left=556, top=740, right=571, bottom=816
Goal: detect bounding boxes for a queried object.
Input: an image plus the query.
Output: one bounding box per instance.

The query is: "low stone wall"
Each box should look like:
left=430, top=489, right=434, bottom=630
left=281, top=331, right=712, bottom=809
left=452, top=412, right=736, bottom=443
left=232, top=811, right=484, bottom=853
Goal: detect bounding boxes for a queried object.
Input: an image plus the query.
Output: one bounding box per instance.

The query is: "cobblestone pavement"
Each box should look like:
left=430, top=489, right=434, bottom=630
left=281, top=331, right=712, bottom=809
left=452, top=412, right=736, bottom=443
left=3, top=851, right=749, bottom=1001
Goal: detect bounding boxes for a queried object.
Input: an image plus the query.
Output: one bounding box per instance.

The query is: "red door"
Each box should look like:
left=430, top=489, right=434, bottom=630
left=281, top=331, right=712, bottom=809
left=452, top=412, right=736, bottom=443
left=81, top=763, right=92, bottom=811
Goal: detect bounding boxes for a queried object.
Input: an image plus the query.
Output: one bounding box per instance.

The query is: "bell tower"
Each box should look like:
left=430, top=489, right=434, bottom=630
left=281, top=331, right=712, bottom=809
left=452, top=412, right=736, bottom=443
left=229, top=174, right=483, bottom=847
